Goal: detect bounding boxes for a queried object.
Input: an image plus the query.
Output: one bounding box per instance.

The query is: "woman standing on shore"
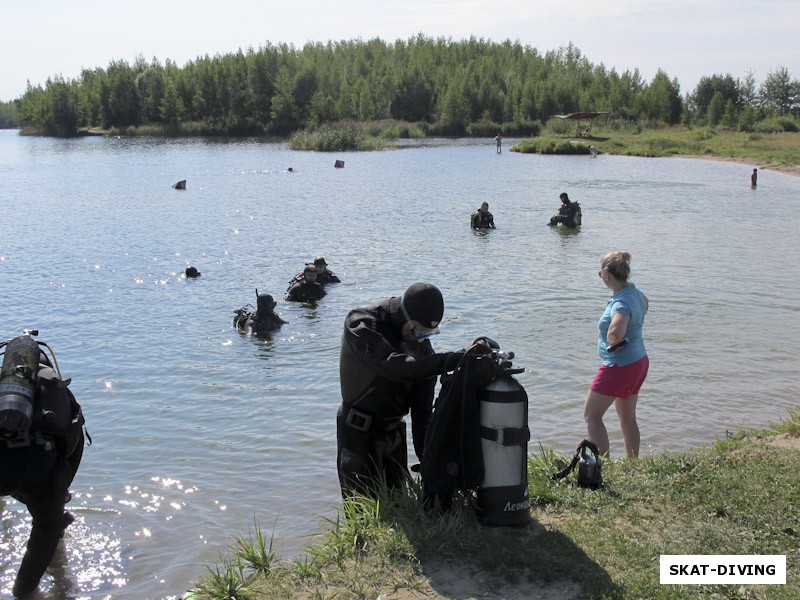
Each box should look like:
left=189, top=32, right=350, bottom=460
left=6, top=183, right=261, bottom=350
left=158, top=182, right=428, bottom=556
left=584, top=251, right=649, bottom=458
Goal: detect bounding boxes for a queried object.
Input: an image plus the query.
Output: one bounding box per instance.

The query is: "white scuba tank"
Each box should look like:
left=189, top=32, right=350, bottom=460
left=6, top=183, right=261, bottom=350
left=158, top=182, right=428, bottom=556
left=477, top=371, right=531, bottom=527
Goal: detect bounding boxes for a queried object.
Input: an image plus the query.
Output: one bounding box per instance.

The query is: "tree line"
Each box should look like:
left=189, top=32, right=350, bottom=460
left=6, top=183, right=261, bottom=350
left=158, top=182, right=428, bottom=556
left=4, top=36, right=799, bottom=137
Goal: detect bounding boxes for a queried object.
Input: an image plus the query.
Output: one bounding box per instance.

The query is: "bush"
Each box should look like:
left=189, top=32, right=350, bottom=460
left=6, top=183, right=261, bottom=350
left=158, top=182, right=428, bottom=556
left=512, top=136, right=591, bottom=154
left=691, top=128, right=718, bottom=141
left=754, top=117, right=800, bottom=133
left=288, top=121, right=386, bottom=151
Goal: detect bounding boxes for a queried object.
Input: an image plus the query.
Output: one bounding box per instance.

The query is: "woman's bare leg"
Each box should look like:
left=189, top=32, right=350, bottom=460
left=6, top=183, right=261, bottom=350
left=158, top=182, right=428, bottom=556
left=614, top=394, right=640, bottom=458
left=583, top=390, right=616, bottom=457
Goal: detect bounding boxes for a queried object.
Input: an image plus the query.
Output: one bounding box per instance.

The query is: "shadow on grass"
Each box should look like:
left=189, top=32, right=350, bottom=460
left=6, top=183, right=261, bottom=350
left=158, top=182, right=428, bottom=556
left=398, top=513, right=620, bottom=600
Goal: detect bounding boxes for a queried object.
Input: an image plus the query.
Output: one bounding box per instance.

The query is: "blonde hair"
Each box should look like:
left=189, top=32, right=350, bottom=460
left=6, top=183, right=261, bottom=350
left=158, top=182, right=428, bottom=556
left=600, top=251, right=632, bottom=282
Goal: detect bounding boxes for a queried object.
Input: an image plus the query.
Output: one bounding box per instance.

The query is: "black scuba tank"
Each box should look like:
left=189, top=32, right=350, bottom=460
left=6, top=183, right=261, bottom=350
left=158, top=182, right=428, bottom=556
left=0, top=334, right=41, bottom=438
left=476, top=369, right=531, bottom=527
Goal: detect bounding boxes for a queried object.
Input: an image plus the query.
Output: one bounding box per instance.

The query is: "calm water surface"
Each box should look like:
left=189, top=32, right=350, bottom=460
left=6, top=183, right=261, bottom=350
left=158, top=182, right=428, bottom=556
left=1, top=130, right=799, bottom=599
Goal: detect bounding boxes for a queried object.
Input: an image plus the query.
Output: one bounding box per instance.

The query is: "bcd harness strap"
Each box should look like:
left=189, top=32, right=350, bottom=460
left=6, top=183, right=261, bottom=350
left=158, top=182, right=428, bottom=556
left=480, top=425, right=530, bottom=446
left=345, top=408, right=405, bottom=434
left=1, top=430, right=56, bottom=450
left=1, top=364, right=38, bottom=381
left=345, top=408, right=373, bottom=433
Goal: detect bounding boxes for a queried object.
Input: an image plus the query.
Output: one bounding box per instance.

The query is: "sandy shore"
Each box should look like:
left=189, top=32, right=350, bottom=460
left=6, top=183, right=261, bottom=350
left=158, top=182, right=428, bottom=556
left=683, top=154, right=800, bottom=177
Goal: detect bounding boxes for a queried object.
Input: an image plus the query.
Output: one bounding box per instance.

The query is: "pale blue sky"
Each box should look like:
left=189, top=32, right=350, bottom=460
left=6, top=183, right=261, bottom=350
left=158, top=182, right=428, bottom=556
left=2, top=0, right=797, bottom=101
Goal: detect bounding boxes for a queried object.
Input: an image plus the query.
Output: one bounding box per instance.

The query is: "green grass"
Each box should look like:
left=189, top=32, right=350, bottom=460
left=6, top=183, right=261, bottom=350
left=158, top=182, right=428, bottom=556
left=185, top=406, right=800, bottom=599
left=511, top=126, right=800, bottom=171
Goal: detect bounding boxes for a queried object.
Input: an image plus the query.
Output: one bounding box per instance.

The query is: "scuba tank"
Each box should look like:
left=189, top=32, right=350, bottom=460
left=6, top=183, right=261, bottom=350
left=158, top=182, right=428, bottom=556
left=420, top=338, right=531, bottom=527
left=0, top=332, right=42, bottom=438
left=476, top=349, right=531, bottom=527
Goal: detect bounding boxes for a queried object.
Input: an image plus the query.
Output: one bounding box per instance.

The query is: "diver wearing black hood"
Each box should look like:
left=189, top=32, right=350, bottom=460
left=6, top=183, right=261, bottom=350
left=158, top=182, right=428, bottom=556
left=336, top=283, right=463, bottom=498
left=234, top=291, right=288, bottom=335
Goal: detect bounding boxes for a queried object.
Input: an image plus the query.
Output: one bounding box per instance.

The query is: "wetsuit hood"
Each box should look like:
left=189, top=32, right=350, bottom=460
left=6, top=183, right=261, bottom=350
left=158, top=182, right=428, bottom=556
left=386, top=296, right=406, bottom=336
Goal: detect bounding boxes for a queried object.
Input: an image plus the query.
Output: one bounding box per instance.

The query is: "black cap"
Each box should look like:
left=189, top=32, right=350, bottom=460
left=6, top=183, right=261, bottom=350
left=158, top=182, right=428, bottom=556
left=314, top=256, right=327, bottom=266
left=185, top=266, right=201, bottom=277
left=401, top=283, right=444, bottom=329
left=560, top=192, right=569, bottom=201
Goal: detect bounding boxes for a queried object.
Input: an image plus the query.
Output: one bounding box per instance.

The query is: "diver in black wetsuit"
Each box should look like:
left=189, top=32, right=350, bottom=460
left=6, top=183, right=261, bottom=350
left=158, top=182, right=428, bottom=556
left=312, top=256, right=341, bottom=285
left=233, top=291, right=287, bottom=335
left=336, top=282, right=463, bottom=498
left=1, top=336, right=86, bottom=598
left=470, top=202, right=496, bottom=229
left=289, top=256, right=341, bottom=287
left=285, top=265, right=326, bottom=303
left=549, top=192, right=581, bottom=227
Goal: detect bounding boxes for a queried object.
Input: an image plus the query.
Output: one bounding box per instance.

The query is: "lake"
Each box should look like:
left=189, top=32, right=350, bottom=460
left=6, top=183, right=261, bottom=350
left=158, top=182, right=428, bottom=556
left=1, top=129, right=798, bottom=599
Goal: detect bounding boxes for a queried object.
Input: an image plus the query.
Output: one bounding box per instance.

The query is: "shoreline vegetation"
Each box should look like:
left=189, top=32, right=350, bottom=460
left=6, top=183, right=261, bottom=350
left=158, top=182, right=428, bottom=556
left=186, top=406, right=799, bottom=599
left=12, top=118, right=800, bottom=177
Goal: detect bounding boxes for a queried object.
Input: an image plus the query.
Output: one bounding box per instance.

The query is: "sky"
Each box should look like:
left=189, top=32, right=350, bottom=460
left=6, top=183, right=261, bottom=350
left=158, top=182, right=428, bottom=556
left=2, top=0, right=798, bottom=102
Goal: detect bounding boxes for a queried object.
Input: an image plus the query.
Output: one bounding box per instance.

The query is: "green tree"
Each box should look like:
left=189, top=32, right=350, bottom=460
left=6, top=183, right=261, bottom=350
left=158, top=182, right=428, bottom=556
left=690, top=74, right=740, bottom=118
left=759, top=66, right=798, bottom=115
left=270, top=66, right=298, bottom=130
left=707, top=91, right=724, bottom=126
left=635, top=70, right=682, bottom=124
left=104, top=60, right=140, bottom=127
left=722, top=99, right=738, bottom=128
left=739, top=105, right=756, bottom=132
left=160, top=78, right=185, bottom=126
left=0, top=100, right=19, bottom=128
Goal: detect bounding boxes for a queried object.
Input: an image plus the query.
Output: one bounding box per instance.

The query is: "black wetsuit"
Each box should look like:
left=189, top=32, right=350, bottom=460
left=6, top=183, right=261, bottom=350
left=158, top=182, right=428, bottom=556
left=337, top=297, right=457, bottom=497
left=1, top=364, right=85, bottom=596
left=549, top=201, right=580, bottom=227
left=471, top=210, right=495, bottom=229
left=285, top=280, right=326, bottom=302
left=316, top=270, right=341, bottom=285
left=233, top=311, right=287, bottom=335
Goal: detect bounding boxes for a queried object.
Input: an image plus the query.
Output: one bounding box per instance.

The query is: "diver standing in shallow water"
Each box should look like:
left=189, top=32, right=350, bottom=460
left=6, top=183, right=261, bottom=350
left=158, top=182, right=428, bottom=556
left=233, top=291, right=287, bottom=335
left=336, top=283, right=463, bottom=498
left=470, top=202, right=496, bottom=229
left=1, top=332, right=86, bottom=597
left=548, top=192, right=582, bottom=227
left=285, top=264, right=326, bottom=303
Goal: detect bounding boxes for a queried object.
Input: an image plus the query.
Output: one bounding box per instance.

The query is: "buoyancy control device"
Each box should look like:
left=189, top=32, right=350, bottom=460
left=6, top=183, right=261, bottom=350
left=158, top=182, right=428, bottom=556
left=0, top=330, right=86, bottom=452
left=420, top=337, right=531, bottom=527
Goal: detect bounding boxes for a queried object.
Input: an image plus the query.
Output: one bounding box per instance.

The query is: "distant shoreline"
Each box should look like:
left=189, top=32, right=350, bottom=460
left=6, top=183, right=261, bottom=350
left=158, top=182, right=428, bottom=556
left=5, top=125, right=800, bottom=178
left=681, top=153, right=800, bottom=177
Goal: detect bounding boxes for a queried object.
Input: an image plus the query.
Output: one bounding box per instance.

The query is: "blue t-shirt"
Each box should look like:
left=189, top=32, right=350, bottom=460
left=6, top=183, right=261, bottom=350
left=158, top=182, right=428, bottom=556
left=597, top=284, right=648, bottom=366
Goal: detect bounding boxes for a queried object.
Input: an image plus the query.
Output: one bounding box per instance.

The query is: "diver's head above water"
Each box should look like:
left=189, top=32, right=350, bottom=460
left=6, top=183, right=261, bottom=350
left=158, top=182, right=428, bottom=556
left=302, top=264, right=318, bottom=283
left=397, top=282, right=444, bottom=341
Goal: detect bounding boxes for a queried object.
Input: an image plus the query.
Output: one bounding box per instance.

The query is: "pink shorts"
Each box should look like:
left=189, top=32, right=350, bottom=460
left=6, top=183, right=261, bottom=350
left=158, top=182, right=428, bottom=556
left=590, top=355, right=649, bottom=398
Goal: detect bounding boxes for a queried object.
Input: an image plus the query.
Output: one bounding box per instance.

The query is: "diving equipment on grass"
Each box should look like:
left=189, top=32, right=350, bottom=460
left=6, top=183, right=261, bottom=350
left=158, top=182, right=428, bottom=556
left=551, top=439, right=603, bottom=490
left=420, top=337, right=531, bottom=527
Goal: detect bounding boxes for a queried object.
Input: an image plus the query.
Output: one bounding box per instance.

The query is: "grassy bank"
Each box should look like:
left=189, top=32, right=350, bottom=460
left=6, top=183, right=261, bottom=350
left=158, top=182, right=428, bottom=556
left=186, top=406, right=799, bottom=599
left=512, top=127, right=800, bottom=175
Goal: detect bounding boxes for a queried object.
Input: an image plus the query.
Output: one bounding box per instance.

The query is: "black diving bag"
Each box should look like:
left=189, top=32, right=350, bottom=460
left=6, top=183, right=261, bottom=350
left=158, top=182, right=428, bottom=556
left=551, top=439, right=603, bottom=490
